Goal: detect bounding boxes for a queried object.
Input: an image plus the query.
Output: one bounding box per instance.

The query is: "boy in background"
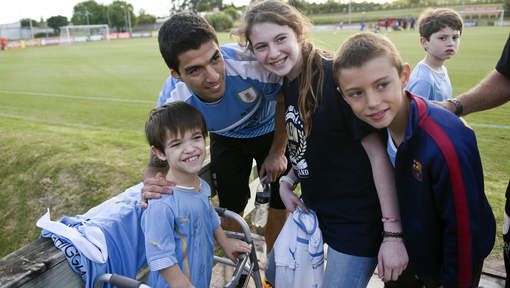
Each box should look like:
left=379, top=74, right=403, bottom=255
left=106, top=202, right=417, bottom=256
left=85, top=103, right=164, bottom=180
left=407, top=8, right=463, bottom=101
left=142, top=102, right=251, bottom=288
left=334, top=32, right=495, bottom=287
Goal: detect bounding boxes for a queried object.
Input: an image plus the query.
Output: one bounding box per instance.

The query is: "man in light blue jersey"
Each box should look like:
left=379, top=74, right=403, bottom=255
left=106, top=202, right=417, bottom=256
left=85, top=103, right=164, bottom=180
left=142, top=13, right=288, bottom=254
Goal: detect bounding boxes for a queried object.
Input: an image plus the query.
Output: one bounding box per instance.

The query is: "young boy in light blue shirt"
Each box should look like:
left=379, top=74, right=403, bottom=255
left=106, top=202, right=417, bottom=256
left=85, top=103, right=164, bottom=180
left=142, top=102, right=251, bottom=288
left=407, top=8, right=463, bottom=101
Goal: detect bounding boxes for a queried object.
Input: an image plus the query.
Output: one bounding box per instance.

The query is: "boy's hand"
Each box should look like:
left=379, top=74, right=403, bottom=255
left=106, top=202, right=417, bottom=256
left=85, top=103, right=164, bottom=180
left=279, top=184, right=307, bottom=212
left=141, top=172, right=174, bottom=208
left=259, top=152, right=287, bottom=184
left=222, top=238, right=252, bottom=263
left=377, top=238, right=408, bottom=282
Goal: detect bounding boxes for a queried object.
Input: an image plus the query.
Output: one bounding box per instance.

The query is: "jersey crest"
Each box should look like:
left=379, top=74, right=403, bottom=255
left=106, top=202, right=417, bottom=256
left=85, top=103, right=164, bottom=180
left=285, top=105, right=310, bottom=178
left=238, top=86, right=258, bottom=103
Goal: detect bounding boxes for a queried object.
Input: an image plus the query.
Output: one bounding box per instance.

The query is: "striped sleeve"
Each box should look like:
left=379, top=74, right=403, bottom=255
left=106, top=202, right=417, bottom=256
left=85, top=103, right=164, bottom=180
left=420, top=116, right=473, bottom=287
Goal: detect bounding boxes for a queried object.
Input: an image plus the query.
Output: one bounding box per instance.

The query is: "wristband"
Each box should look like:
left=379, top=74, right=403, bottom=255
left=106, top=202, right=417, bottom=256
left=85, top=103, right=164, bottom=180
left=279, top=175, right=297, bottom=190
left=447, top=98, right=463, bottom=116
left=381, top=217, right=400, bottom=223
left=382, top=231, right=403, bottom=238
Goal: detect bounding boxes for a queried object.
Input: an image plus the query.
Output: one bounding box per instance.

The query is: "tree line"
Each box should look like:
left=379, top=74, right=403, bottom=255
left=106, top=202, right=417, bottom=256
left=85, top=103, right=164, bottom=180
left=21, top=0, right=507, bottom=36
left=290, top=0, right=505, bottom=16
left=20, top=0, right=157, bottom=36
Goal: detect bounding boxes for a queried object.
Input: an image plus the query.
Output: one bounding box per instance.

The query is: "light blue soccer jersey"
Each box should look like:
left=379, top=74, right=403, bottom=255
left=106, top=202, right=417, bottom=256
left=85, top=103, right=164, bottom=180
left=407, top=60, right=452, bottom=101
left=141, top=179, right=220, bottom=288
left=157, top=43, right=282, bottom=138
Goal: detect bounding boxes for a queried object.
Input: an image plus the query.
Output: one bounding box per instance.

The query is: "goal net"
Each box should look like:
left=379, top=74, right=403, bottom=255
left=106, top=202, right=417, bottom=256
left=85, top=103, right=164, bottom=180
left=60, top=24, right=110, bottom=44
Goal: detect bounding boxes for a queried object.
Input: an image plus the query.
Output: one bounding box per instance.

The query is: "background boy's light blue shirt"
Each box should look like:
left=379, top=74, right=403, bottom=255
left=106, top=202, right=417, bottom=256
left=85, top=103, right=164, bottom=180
left=406, top=60, right=452, bottom=101
left=157, top=43, right=282, bottom=138
left=141, top=179, right=220, bottom=288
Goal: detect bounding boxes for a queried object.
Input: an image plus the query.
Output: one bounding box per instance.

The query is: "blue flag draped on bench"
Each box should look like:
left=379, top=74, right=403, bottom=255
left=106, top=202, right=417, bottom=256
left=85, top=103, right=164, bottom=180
left=37, top=183, right=147, bottom=288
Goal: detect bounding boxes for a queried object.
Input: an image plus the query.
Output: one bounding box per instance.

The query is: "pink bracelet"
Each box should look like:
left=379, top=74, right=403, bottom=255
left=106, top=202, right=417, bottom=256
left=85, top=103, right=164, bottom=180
left=381, top=217, right=400, bottom=223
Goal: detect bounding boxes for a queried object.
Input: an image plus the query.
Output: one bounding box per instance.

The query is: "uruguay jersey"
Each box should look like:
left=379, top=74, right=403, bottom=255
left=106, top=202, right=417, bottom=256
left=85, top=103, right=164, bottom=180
left=157, top=43, right=282, bottom=138
left=142, top=179, right=220, bottom=288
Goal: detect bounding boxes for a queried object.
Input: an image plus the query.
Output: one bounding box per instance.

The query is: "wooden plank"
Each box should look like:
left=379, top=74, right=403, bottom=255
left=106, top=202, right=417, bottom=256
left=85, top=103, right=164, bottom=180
left=483, top=258, right=506, bottom=279
left=0, top=237, right=82, bottom=288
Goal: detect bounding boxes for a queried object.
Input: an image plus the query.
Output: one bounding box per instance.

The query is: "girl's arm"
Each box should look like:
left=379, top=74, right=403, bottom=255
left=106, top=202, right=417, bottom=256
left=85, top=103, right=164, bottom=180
left=215, top=227, right=252, bottom=263
left=361, top=132, right=408, bottom=282
left=279, top=169, right=308, bottom=212
left=159, top=264, right=194, bottom=288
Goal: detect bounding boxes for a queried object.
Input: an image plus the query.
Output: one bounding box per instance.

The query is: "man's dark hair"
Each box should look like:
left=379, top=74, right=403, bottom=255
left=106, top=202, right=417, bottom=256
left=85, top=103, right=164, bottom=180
left=158, top=13, right=218, bottom=72
left=145, top=101, right=208, bottom=153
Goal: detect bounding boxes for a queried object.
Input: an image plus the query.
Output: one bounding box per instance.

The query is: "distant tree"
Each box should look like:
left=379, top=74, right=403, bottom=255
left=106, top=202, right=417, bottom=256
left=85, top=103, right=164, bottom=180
left=170, top=0, right=190, bottom=13
left=170, top=0, right=223, bottom=12
left=204, top=12, right=232, bottom=31
left=20, top=18, right=39, bottom=27
left=108, top=1, right=137, bottom=32
left=505, top=0, right=510, bottom=17
left=195, top=0, right=223, bottom=11
left=47, top=16, right=68, bottom=34
left=288, top=0, right=306, bottom=11
left=137, top=10, right=156, bottom=25
left=71, top=1, right=107, bottom=25
left=222, top=6, right=239, bottom=21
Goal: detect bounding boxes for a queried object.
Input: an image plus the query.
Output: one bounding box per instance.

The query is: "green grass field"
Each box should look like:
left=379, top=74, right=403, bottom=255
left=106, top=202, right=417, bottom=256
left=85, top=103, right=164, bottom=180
left=0, top=27, right=508, bottom=261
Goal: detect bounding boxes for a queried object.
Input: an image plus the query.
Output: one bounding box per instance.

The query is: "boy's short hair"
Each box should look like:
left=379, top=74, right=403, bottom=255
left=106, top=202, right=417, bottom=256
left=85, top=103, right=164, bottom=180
left=145, top=101, right=208, bottom=153
left=418, top=8, right=463, bottom=40
left=333, top=32, right=404, bottom=82
left=158, top=12, right=218, bottom=72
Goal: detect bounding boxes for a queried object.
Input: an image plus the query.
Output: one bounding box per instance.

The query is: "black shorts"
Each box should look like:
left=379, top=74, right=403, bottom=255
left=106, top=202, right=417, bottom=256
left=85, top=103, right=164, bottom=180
left=210, top=132, right=287, bottom=213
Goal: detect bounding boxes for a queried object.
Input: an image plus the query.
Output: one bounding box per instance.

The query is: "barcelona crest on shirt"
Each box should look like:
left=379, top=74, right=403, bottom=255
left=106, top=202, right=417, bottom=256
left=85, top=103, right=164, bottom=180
left=412, top=159, right=423, bottom=182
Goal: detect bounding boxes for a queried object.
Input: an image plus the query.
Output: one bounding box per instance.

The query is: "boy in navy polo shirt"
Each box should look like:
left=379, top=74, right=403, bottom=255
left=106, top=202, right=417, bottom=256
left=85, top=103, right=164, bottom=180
left=142, top=102, right=251, bottom=288
left=333, top=32, right=495, bottom=288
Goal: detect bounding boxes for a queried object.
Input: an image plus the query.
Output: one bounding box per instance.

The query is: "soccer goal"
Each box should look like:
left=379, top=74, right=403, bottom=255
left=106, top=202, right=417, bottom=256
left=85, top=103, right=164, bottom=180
left=60, top=24, right=110, bottom=44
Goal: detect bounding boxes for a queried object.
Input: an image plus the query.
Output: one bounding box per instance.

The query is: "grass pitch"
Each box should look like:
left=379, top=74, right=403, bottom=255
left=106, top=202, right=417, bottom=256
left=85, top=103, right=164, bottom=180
left=0, top=27, right=508, bottom=260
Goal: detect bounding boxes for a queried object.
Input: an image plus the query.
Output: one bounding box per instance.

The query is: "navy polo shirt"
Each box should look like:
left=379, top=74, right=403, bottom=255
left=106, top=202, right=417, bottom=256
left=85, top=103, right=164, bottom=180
left=283, top=60, right=382, bottom=257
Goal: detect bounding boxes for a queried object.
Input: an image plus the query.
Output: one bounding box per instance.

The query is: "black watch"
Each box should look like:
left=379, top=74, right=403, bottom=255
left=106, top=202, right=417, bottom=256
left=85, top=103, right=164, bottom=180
left=447, top=98, right=463, bottom=116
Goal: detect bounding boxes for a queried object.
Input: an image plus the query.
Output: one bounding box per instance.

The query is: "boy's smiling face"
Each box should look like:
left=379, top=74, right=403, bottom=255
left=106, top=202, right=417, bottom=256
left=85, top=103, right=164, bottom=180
left=152, top=128, right=206, bottom=180
left=338, top=56, right=410, bottom=129
left=421, top=26, right=461, bottom=62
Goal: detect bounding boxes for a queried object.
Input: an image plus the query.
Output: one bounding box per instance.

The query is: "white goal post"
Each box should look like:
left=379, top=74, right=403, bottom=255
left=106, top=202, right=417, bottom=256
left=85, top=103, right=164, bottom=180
left=60, top=24, right=110, bottom=44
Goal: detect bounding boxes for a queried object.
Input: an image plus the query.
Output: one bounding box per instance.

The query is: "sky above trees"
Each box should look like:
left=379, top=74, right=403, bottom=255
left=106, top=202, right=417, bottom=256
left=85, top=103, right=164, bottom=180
left=0, top=0, right=249, bottom=24
left=1, top=0, right=393, bottom=24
